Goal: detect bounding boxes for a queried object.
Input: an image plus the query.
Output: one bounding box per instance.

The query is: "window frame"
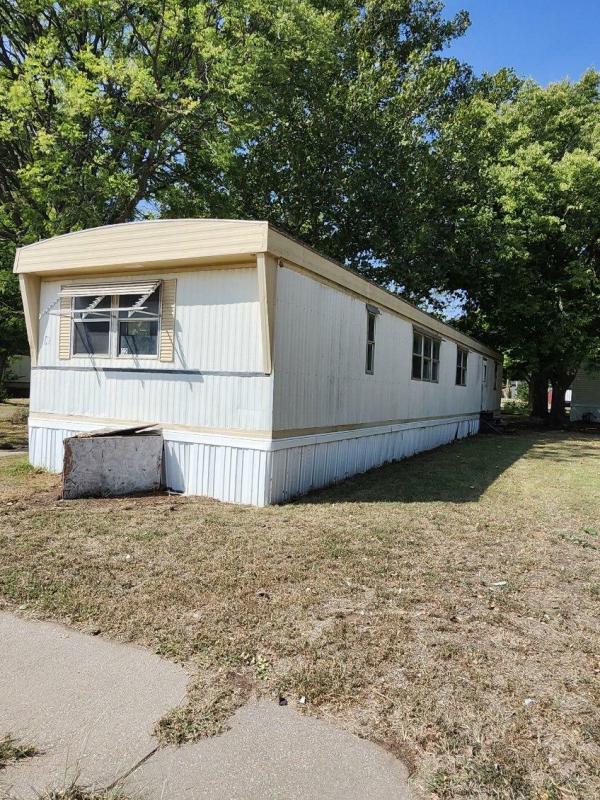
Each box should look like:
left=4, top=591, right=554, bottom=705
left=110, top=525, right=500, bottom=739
left=455, top=347, right=468, bottom=387
left=482, top=357, right=488, bottom=386
left=116, top=289, right=161, bottom=358
left=70, top=287, right=162, bottom=360
left=71, top=295, right=113, bottom=358
left=412, top=329, right=441, bottom=383
left=365, top=305, right=379, bottom=375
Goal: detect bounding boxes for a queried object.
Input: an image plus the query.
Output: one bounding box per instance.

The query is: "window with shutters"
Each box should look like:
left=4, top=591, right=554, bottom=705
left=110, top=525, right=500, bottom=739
left=412, top=330, right=440, bottom=382
left=63, top=281, right=175, bottom=360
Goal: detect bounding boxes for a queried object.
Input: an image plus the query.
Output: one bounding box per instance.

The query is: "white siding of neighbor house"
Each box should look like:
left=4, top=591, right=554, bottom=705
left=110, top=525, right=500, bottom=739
left=570, top=366, right=600, bottom=421
left=31, top=267, right=272, bottom=433
left=272, top=266, right=500, bottom=433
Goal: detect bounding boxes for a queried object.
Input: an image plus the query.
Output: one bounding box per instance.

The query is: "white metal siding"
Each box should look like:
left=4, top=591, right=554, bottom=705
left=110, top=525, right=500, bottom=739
left=273, top=267, right=498, bottom=432
left=267, top=416, right=479, bottom=503
left=33, top=268, right=272, bottom=433
left=571, top=367, right=600, bottom=421
left=38, top=268, right=263, bottom=372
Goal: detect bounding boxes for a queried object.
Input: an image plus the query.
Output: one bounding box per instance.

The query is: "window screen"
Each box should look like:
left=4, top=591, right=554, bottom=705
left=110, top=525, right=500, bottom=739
left=118, top=288, right=160, bottom=356
left=72, top=295, right=111, bottom=355
left=456, top=347, right=468, bottom=386
left=366, top=311, right=376, bottom=374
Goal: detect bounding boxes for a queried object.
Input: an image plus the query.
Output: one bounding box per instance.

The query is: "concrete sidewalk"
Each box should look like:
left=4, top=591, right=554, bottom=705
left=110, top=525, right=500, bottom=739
left=0, top=613, right=411, bottom=799
left=0, top=612, right=188, bottom=798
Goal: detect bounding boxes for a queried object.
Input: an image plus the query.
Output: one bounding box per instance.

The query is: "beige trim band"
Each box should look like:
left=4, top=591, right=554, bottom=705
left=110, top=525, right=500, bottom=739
left=28, top=411, right=272, bottom=439
left=271, top=412, right=480, bottom=439
left=29, top=410, right=480, bottom=441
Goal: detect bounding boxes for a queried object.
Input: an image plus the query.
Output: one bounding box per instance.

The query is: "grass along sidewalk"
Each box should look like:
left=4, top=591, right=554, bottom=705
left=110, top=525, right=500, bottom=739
left=0, top=734, right=37, bottom=770
left=0, top=431, right=599, bottom=799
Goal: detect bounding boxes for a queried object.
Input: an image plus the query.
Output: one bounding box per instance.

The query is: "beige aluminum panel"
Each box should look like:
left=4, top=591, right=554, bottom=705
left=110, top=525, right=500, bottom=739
left=60, top=280, right=160, bottom=297
left=14, top=219, right=269, bottom=275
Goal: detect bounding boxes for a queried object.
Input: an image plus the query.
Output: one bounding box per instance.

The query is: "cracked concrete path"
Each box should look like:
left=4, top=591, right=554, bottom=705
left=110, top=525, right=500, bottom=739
left=0, top=612, right=188, bottom=799
left=128, top=698, right=411, bottom=800
left=0, top=612, right=411, bottom=800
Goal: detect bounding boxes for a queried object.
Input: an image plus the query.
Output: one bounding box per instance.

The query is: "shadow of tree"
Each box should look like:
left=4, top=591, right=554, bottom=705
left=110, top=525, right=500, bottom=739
left=298, top=431, right=596, bottom=505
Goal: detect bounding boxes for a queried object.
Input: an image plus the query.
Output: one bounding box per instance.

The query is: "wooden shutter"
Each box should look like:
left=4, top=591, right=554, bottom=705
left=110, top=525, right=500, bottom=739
left=159, top=279, right=177, bottom=362
left=58, top=296, right=71, bottom=359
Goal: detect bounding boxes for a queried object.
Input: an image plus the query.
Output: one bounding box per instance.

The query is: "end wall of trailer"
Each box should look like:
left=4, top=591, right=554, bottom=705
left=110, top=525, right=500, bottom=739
left=28, top=266, right=275, bottom=504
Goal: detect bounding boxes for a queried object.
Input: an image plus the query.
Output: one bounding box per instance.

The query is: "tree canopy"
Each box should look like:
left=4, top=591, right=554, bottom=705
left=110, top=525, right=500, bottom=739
left=432, top=71, right=600, bottom=418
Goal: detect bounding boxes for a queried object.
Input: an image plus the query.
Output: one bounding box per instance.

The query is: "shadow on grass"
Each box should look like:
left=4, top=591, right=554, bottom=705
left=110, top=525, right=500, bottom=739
left=299, top=431, right=581, bottom=505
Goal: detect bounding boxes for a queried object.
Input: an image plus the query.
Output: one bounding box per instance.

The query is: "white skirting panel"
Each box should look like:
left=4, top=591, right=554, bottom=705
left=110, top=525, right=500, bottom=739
left=163, top=440, right=271, bottom=506
left=267, top=416, right=479, bottom=504
left=28, top=414, right=479, bottom=506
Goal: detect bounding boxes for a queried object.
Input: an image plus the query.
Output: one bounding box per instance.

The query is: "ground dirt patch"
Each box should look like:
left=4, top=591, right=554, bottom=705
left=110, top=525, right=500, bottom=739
left=1, top=431, right=599, bottom=799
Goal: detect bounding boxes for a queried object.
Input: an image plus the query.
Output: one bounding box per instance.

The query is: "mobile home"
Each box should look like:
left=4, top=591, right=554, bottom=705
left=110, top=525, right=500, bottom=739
left=570, top=363, right=600, bottom=422
left=15, top=219, right=501, bottom=505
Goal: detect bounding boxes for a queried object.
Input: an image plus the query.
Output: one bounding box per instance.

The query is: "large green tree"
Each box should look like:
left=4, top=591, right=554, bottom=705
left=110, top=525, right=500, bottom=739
left=432, top=71, right=600, bottom=421
left=0, top=0, right=473, bottom=383
left=165, top=1, right=474, bottom=300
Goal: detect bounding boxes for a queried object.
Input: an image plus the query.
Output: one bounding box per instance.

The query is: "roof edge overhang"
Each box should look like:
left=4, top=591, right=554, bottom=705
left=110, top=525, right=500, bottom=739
left=13, top=219, right=269, bottom=277
left=14, top=217, right=500, bottom=361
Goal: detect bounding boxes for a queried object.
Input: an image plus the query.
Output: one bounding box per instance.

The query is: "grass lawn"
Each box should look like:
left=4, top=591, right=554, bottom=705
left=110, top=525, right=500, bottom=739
left=0, top=401, right=28, bottom=450
left=0, top=431, right=599, bottom=799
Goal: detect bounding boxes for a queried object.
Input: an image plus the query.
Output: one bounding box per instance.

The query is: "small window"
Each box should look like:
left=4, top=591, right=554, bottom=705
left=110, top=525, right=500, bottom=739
left=366, top=310, right=376, bottom=374
left=72, top=295, right=111, bottom=355
left=412, top=330, right=440, bottom=382
left=482, top=358, right=488, bottom=386
left=456, top=347, right=468, bottom=386
left=118, top=288, right=161, bottom=356
left=494, top=361, right=499, bottom=390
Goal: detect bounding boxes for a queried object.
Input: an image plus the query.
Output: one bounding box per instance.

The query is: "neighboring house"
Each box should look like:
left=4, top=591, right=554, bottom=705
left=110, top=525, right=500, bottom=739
left=571, top=363, right=600, bottom=422
left=14, top=219, right=501, bottom=505
left=6, top=355, right=30, bottom=395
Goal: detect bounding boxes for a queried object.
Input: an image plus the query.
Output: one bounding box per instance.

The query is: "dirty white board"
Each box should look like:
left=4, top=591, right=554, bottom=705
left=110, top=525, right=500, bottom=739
left=62, top=432, right=163, bottom=499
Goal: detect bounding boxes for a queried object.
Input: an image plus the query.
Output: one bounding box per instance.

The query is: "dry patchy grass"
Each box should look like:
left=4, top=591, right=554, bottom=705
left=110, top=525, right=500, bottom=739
left=0, top=403, right=28, bottom=451
left=35, top=787, right=131, bottom=800
left=0, top=734, right=37, bottom=770
left=0, top=431, right=599, bottom=799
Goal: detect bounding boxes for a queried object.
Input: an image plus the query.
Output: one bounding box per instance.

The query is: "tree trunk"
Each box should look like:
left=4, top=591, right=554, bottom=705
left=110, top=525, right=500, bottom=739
left=529, top=372, right=549, bottom=419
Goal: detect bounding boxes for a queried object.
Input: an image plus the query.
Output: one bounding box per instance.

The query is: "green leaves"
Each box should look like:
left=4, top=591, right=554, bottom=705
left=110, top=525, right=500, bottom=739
left=436, top=71, right=600, bottom=400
